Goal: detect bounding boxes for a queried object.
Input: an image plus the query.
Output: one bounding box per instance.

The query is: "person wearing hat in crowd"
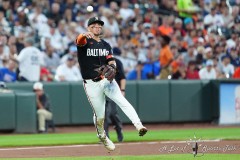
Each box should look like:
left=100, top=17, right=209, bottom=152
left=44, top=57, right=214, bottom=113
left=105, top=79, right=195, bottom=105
left=219, top=55, right=234, bottom=78
left=104, top=47, right=125, bottom=142
left=55, top=54, right=82, bottom=81
left=17, top=37, right=44, bottom=81
left=141, top=23, right=152, bottom=47
left=158, top=34, right=173, bottom=79
left=33, top=82, right=53, bottom=133
left=60, top=45, right=78, bottom=64
left=75, top=16, right=147, bottom=151
left=183, top=17, right=194, bottom=32
left=173, top=17, right=186, bottom=37
left=199, top=59, right=217, bottom=79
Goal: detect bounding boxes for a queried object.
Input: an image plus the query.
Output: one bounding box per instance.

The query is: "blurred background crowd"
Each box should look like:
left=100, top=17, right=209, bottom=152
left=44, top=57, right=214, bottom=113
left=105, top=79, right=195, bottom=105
left=0, top=0, right=239, bottom=82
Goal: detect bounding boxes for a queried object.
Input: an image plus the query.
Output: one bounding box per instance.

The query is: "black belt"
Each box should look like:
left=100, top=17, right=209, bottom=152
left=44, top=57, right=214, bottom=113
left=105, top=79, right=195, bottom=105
left=83, top=76, right=103, bottom=83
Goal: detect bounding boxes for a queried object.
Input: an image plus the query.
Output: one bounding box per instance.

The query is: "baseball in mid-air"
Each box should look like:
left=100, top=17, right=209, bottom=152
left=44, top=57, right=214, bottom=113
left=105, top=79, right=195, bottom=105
left=87, top=6, right=93, bottom=12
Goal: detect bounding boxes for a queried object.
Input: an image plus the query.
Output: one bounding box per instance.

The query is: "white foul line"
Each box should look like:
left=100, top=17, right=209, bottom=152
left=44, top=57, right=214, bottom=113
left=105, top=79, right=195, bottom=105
left=0, top=144, right=100, bottom=151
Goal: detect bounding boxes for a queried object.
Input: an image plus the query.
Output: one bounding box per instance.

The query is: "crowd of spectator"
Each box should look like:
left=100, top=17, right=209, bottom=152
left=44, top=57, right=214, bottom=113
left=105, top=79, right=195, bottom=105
left=0, top=0, right=239, bottom=82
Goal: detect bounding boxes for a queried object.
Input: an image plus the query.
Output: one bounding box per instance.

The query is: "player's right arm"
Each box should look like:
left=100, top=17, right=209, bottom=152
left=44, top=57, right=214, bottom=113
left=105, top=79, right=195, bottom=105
left=75, top=32, right=94, bottom=46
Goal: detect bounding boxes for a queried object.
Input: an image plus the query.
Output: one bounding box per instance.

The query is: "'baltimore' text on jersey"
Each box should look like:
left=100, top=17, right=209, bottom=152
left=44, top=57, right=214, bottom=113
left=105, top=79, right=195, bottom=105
left=76, top=38, right=114, bottom=79
left=87, top=48, right=109, bottom=56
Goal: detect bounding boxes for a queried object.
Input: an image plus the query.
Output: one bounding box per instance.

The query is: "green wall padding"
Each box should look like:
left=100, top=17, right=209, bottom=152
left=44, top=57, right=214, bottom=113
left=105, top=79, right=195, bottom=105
left=15, top=91, right=37, bottom=133
left=43, top=82, right=71, bottom=125
left=70, top=82, right=93, bottom=124
left=138, top=80, right=170, bottom=122
left=170, top=80, right=202, bottom=122
left=0, top=91, right=15, bottom=130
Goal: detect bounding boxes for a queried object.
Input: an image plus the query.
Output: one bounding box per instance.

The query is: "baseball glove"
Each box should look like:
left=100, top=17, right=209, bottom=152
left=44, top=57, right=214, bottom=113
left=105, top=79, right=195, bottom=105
left=96, top=64, right=116, bottom=82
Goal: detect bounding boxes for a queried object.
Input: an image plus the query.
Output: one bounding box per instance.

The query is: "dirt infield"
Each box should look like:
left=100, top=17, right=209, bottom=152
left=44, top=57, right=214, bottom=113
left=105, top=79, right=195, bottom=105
left=0, top=140, right=240, bottom=158
left=0, top=123, right=240, bottom=158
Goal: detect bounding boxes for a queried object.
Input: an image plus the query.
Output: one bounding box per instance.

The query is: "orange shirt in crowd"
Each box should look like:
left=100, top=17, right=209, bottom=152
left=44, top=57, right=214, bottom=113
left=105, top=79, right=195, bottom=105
left=171, top=60, right=179, bottom=73
left=130, top=38, right=140, bottom=47
left=151, top=28, right=159, bottom=36
left=159, top=45, right=173, bottom=67
left=158, top=25, right=173, bottom=36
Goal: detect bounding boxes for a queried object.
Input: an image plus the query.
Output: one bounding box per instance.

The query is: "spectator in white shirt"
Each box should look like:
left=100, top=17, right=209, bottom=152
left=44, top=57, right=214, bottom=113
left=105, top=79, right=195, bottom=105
left=17, top=37, right=44, bottom=81
left=28, top=5, right=48, bottom=36
left=204, top=7, right=224, bottom=29
left=101, top=9, right=120, bottom=37
left=119, top=0, right=135, bottom=23
left=41, top=23, right=64, bottom=56
left=219, top=55, right=235, bottom=78
left=199, top=59, right=217, bottom=79
left=0, top=8, right=10, bottom=33
left=55, top=55, right=82, bottom=81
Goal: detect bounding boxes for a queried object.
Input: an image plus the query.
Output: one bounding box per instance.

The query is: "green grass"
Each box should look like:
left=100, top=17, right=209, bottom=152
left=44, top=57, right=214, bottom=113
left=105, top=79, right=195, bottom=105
left=0, top=127, right=239, bottom=147
left=1, top=154, right=240, bottom=160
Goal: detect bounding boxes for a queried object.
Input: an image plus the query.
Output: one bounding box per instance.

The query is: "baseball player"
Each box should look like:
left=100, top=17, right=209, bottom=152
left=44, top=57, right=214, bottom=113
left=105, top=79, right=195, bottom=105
left=75, top=17, right=147, bottom=151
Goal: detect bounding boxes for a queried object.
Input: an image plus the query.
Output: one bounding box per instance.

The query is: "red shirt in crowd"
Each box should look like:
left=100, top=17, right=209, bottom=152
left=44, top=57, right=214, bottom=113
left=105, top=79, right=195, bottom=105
left=186, top=69, right=200, bottom=79
left=233, top=67, right=240, bottom=78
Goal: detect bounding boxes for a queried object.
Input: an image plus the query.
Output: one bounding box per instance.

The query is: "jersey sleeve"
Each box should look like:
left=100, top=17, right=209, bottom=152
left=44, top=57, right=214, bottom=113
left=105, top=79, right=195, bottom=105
left=75, top=34, right=87, bottom=46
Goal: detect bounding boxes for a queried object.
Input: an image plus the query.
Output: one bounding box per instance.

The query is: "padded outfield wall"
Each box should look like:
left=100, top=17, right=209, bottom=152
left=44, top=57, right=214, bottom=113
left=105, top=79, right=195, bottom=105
left=0, top=80, right=226, bottom=133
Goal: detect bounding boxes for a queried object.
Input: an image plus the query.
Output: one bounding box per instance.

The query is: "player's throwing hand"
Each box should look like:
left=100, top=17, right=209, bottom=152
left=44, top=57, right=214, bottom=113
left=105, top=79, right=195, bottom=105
left=82, top=32, right=94, bottom=39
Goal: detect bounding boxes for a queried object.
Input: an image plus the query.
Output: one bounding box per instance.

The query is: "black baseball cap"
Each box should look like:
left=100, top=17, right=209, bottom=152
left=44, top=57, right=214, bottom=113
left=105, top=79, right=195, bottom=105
left=87, top=17, right=104, bottom=26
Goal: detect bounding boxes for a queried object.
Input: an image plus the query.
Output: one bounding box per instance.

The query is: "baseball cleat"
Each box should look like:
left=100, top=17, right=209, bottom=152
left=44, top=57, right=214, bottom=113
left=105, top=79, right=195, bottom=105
left=138, top=127, right=148, bottom=136
left=135, top=123, right=148, bottom=136
left=98, top=134, right=115, bottom=151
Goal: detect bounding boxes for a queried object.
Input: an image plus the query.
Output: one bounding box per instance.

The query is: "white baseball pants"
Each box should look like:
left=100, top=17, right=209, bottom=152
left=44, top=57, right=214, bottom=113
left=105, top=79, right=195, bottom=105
left=83, top=78, right=142, bottom=136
